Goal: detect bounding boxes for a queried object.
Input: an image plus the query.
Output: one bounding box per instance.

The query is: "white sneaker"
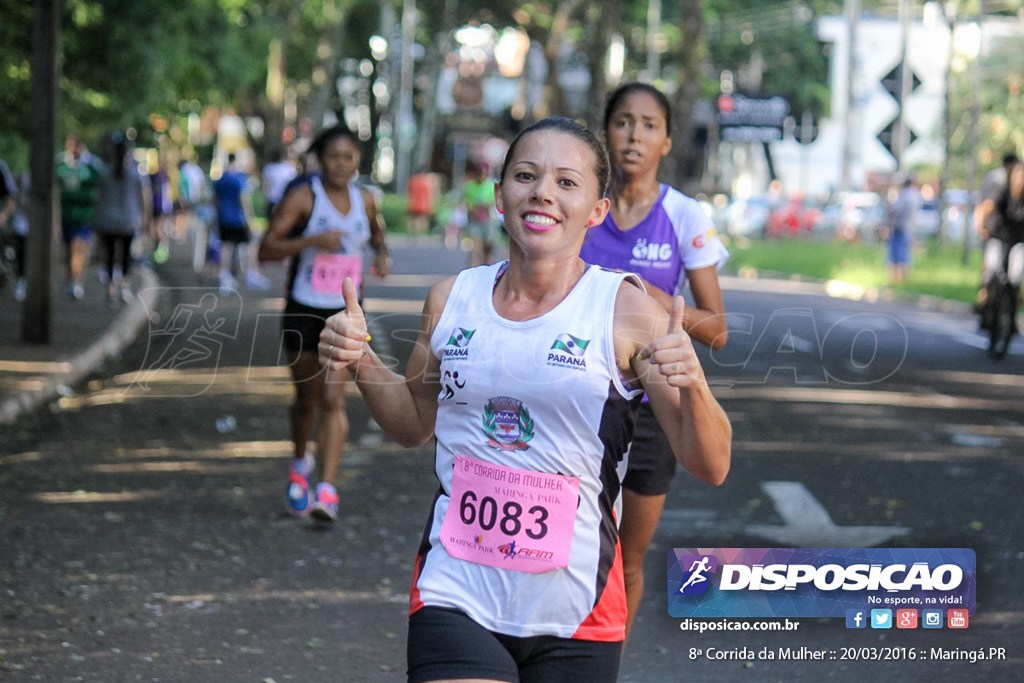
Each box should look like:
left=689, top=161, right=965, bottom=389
left=245, top=271, right=271, bottom=291
left=218, top=271, right=237, bottom=296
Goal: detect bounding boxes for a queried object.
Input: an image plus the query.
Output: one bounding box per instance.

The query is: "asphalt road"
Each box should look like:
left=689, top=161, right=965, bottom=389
left=621, top=275, right=1023, bottom=682
left=1, top=238, right=1021, bottom=682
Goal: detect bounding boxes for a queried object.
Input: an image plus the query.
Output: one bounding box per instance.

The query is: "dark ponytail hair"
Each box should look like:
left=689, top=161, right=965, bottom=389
left=110, top=132, right=129, bottom=179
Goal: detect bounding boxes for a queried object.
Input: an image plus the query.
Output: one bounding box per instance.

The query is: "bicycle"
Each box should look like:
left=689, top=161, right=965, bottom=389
left=980, top=270, right=1018, bottom=359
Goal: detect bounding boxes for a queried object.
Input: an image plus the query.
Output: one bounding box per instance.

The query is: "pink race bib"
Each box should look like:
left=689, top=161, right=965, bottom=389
left=439, top=454, right=580, bottom=574
left=311, top=253, right=362, bottom=294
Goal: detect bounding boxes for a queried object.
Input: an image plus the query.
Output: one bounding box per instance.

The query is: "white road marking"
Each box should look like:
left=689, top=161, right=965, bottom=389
left=950, top=433, right=1004, bottom=448
left=745, top=480, right=911, bottom=547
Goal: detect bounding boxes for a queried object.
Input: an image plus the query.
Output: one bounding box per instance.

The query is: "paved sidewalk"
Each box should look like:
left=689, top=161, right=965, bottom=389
left=0, top=258, right=160, bottom=426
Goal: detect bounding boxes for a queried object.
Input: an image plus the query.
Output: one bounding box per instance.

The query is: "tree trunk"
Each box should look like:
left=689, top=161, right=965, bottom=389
left=542, top=0, right=582, bottom=118
left=306, top=0, right=347, bottom=130
left=263, top=36, right=286, bottom=154
left=24, top=0, right=60, bottom=344
left=261, top=2, right=305, bottom=160
left=413, top=0, right=458, bottom=173
left=663, top=0, right=706, bottom=193
left=582, top=0, right=619, bottom=130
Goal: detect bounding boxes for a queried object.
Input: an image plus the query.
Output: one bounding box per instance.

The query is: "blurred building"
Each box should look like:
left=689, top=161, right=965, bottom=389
left=734, top=4, right=1024, bottom=199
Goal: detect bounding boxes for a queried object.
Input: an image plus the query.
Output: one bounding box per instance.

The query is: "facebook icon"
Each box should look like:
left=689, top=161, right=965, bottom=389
left=845, top=609, right=867, bottom=629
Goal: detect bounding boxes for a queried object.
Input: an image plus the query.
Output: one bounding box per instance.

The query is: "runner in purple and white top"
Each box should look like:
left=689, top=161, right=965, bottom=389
left=579, top=182, right=727, bottom=297
left=580, top=82, right=730, bottom=643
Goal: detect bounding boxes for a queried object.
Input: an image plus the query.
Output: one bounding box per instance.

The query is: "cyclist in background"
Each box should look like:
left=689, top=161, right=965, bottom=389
left=974, top=159, right=1024, bottom=319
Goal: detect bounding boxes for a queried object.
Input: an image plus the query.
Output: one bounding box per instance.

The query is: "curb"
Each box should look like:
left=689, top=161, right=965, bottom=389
left=726, top=266, right=975, bottom=316
left=0, top=266, right=160, bottom=426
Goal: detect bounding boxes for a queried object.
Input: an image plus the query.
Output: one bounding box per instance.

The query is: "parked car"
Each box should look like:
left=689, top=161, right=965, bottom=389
left=898, top=190, right=978, bottom=242
left=945, top=191, right=969, bottom=242
left=720, top=195, right=773, bottom=237
left=814, top=191, right=886, bottom=242
left=766, top=197, right=823, bottom=237
left=936, top=189, right=977, bottom=243
left=911, top=199, right=941, bottom=236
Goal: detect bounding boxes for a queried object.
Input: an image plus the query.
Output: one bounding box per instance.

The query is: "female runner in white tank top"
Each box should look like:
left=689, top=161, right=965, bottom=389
left=320, top=117, right=730, bottom=682
left=258, top=125, right=390, bottom=523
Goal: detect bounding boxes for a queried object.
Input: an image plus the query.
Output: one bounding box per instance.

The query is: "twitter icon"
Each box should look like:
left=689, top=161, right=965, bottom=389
left=870, top=609, right=892, bottom=629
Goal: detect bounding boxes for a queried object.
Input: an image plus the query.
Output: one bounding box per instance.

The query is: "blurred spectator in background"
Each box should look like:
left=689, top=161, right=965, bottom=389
left=94, top=133, right=149, bottom=306
left=175, top=157, right=206, bottom=240
left=250, top=145, right=298, bottom=291
left=261, top=145, right=298, bottom=220
left=463, top=160, right=499, bottom=267
left=148, top=154, right=174, bottom=264
left=213, top=152, right=257, bottom=294
left=884, top=175, right=920, bottom=285
left=406, top=169, right=436, bottom=235
left=56, top=134, right=103, bottom=299
left=0, top=157, right=24, bottom=300
left=0, top=159, right=28, bottom=301
left=0, top=158, right=15, bottom=229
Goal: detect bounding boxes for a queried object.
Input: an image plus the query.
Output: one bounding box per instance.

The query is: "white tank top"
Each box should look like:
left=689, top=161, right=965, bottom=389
left=289, top=176, right=370, bottom=309
left=411, top=262, right=644, bottom=640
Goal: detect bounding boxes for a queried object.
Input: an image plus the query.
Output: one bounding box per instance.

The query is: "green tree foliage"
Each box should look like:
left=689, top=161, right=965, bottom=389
left=0, top=0, right=35, bottom=167
left=1, top=0, right=356, bottom=167
left=706, top=0, right=834, bottom=118
left=946, top=9, right=1024, bottom=184
left=1, top=0, right=840, bottom=187
left=60, top=0, right=270, bottom=141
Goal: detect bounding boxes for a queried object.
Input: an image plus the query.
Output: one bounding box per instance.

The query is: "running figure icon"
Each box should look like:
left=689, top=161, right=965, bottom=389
left=679, top=556, right=712, bottom=593
left=133, top=290, right=241, bottom=395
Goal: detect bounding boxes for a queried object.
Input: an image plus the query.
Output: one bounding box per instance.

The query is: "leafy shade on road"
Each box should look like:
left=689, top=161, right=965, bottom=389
left=723, top=237, right=983, bottom=305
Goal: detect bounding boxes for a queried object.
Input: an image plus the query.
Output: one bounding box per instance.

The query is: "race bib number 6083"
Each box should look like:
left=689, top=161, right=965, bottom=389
left=440, top=454, right=580, bottom=574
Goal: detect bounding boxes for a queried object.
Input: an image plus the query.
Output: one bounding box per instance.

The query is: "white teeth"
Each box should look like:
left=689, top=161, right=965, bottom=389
left=525, top=214, right=557, bottom=226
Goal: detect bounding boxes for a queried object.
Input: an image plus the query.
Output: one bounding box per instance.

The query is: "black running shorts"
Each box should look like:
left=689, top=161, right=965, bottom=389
left=280, top=299, right=342, bottom=354
left=621, top=402, right=677, bottom=496
left=407, top=606, right=622, bottom=683
left=218, top=222, right=251, bottom=244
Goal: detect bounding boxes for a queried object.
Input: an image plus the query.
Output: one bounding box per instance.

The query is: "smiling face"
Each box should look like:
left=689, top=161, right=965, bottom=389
left=496, top=127, right=610, bottom=256
left=604, top=90, right=672, bottom=177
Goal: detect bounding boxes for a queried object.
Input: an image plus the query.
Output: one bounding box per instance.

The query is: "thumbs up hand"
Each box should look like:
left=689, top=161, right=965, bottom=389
left=637, top=296, right=702, bottom=389
left=320, top=277, right=371, bottom=370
